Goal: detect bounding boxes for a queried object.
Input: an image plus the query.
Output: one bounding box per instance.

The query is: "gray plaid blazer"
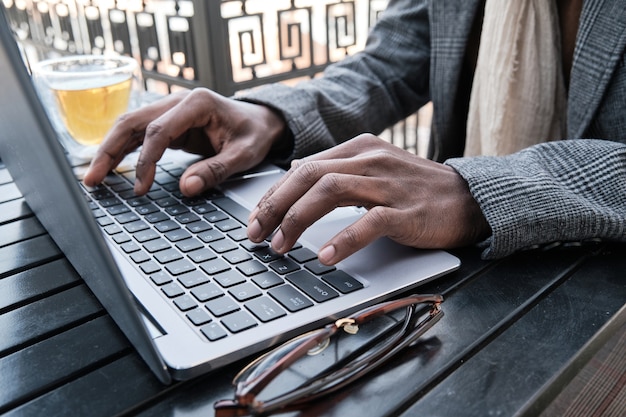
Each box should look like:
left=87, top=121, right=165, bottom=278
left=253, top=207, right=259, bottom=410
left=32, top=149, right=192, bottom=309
left=242, top=0, right=626, bottom=259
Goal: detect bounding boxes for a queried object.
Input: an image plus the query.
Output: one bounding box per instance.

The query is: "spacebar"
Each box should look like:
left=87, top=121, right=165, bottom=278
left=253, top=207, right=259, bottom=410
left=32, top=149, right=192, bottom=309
left=213, top=197, right=251, bottom=226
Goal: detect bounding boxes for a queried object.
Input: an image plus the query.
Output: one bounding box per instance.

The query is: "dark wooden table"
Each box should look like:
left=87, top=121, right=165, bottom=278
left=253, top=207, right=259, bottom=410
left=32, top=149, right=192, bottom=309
left=1, top=159, right=624, bottom=417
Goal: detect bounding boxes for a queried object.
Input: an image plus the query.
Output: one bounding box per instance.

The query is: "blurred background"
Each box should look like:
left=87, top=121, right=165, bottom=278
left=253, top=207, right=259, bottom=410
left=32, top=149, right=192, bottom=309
left=3, top=0, right=431, bottom=155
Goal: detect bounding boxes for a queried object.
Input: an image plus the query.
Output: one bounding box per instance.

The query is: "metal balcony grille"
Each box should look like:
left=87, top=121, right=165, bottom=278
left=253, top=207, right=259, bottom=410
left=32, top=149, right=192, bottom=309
left=3, top=0, right=429, bottom=155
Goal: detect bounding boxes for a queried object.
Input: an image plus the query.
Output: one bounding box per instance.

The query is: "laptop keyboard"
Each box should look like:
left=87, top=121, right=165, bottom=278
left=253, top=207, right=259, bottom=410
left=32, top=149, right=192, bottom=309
left=79, top=162, right=364, bottom=341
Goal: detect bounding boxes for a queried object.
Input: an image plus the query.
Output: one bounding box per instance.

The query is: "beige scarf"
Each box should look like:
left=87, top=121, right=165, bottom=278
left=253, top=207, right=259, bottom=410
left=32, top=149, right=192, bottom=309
left=464, top=0, right=567, bottom=157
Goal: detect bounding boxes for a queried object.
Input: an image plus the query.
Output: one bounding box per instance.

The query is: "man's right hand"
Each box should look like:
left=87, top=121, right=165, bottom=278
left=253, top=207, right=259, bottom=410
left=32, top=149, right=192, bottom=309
left=83, top=88, right=287, bottom=196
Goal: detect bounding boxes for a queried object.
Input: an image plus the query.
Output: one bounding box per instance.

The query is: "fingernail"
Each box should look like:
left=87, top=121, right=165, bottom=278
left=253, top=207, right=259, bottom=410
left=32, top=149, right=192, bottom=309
left=184, top=175, right=205, bottom=196
left=248, top=219, right=262, bottom=241
left=271, top=229, right=285, bottom=252
left=318, top=245, right=336, bottom=265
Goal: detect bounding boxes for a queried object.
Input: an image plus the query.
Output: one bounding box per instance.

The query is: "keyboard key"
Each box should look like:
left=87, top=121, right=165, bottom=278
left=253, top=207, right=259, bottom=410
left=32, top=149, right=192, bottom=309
left=150, top=271, right=173, bottom=285
left=108, top=204, right=130, bottom=216
left=103, top=224, right=122, bottom=235
left=133, top=229, right=160, bottom=243
left=165, top=229, right=192, bottom=242
left=175, top=237, right=204, bottom=253
left=270, top=257, right=300, bottom=275
left=187, top=308, right=212, bottom=326
left=245, top=297, right=287, bottom=322
left=112, top=233, right=131, bottom=244
left=135, top=203, right=159, bottom=215
left=288, top=247, right=318, bottom=263
left=286, top=270, right=339, bottom=303
left=193, top=202, right=217, bottom=214
left=223, top=248, right=252, bottom=264
left=200, top=322, right=227, bottom=341
left=204, top=211, right=228, bottom=223
left=322, top=270, right=364, bottom=294
left=214, top=270, right=246, bottom=288
left=213, top=197, right=250, bottom=226
left=206, top=295, right=239, bottom=317
left=255, top=247, right=282, bottom=263
left=187, top=247, right=217, bottom=263
left=221, top=311, right=257, bottom=333
left=173, top=294, right=198, bottom=311
left=209, top=239, right=238, bottom=254
left=228, top=282, right=262, bottom=301
left=130, top=251, right=150, bottom=264
left=166, top=204, right=189, bottom=216
left=140, top=261, right=161, bottom=274
left=214, top=219, right=241, bottom=232
left=198, top=229, right=225, bottom=243
left=161, top=282, right=185, bottom=298
left=268, top=285, right=313, bottom=312
left=165, top=259, right=196, bottom=275
left=185, top=220, right=212, bottom=233
left=124, top=220, right=150, bottom=233
left=304, top=259, right=336, bottom=275
left=145, top=211, right=169, bottom=223
left=251, top=271, right=284, bottom=289
left=227, top=229, right=248, bottom=241
left=143, top=238, right=172, bottom=253
left=98, top=217, right=114, bottom=227
left=176, top=212, right=200, bottom=224
left=154, top=248, right=183, bottom=264
left=191, top=282, right=223, bottom=302
left=121, top=241, right=140, bottom=253
left=154, top=220, right=179, bottom=233
left=147, top=189, right=169, bottom=200
left=236, top=260, right=268, bottom=277
left=240, top=239, right=268, bottom=252
left=156, top=197, right=178, bottom=207
left=200, top=258, right=230, bottom=275
left=178, top=270, right=210, bottom=288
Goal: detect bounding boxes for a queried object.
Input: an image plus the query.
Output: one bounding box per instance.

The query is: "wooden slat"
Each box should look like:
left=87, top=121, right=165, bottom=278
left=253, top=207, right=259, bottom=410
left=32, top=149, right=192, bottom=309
left=0, top=235, right=62, bottom=278
left=0, top=216, right=46, bottom=248
left=0, top=285, right=103, bottom=356
left=400, top=244, right=626, bottom=417
left=0, top=182, right=21, bottom=203
left=0, top=199, right=32, bottom=225
left=0, top=259, right=80, bottom=313
left=0, top=316, right=129, bottom=413
left=2, top=354, right=166, bottom=417
left=0, top=166, right=12, bottom=185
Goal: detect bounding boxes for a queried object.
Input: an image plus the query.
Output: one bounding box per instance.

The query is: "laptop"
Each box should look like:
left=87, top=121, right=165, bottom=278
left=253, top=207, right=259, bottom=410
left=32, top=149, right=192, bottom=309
left=0, top=8, right=459, bottom=385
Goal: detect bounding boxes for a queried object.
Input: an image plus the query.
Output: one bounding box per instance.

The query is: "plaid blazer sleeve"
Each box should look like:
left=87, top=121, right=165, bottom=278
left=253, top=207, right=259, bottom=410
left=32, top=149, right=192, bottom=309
left=446, top=139, right=626, bottom=259
left=238, top=0, right=432, bottom=163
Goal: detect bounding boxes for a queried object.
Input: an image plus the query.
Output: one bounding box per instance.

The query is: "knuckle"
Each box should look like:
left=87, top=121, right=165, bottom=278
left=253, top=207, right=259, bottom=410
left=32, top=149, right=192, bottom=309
left=341, top=225, right=364, bottom=248
left=201, top=159, right=228, bottom=184
left=144, top=120, right=167, bottom=139
left=316, top=173, right=343, bottom=196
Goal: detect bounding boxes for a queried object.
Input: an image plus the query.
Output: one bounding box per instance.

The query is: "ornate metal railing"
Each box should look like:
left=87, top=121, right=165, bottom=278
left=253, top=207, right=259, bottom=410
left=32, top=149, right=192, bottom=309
left=3, top=0, right=429, bottom=155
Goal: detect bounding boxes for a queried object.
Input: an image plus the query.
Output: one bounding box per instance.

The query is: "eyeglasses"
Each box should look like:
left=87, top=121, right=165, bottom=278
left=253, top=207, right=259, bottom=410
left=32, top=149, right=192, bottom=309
left=214, top=293, right=444, bottom=416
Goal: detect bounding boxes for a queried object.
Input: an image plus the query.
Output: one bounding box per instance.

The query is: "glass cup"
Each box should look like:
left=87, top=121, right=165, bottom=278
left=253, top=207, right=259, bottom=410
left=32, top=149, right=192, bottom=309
left=31, top=54, right=140, bottom=160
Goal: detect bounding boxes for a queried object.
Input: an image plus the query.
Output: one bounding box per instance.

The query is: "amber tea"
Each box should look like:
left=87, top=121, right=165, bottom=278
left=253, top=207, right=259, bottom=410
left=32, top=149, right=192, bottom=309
left=32, top=55, right=139, bottom=158
left=53, top=76, right=132, bottom=146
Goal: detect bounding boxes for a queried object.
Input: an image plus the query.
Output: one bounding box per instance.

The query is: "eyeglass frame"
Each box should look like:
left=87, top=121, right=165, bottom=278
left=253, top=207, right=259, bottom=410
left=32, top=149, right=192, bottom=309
left=214, top=293, right=444, bottom=416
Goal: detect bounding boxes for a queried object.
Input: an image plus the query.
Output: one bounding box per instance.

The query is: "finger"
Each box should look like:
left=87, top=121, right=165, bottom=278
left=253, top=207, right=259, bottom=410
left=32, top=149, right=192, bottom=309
left=134, top=91, right=216, bottom=194
left=84, top=93, right=186, bottom=187
left=318, top=206, right=393, bottom=265
left=268, top=173, right=388, bottom=253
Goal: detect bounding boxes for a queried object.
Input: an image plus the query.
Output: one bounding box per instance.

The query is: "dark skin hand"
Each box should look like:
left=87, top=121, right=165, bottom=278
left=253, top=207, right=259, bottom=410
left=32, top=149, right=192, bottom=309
left=83, top=88, right=285, bottom=196
left=248, top=134, right=491, bottom=265
left=84, top=89, right=491, bottom=266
